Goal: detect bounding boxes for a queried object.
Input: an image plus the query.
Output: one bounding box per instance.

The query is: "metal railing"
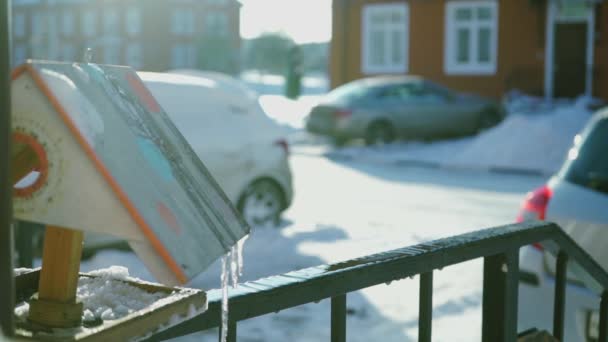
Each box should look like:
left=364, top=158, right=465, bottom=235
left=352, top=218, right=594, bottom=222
left=148, top=221, right=608, bottom=342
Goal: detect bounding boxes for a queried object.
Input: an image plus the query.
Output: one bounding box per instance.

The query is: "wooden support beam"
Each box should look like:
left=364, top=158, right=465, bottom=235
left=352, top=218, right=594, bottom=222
left=28, top=226, right=84, bottom=328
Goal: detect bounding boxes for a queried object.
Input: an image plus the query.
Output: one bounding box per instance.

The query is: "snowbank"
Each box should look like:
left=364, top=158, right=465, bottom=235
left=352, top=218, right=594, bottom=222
left=331, top=96, right=595, bottom=174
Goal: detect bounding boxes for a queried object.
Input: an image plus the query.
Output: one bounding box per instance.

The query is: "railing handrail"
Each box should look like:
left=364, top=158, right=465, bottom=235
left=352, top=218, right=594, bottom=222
left=148, top=221, right=608, bottom=341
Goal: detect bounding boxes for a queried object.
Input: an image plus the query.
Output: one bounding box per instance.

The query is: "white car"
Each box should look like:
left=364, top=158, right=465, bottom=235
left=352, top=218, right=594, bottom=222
left=139, top=71, right=293, bottom=227
left=517, top=108, right=608, bottom=341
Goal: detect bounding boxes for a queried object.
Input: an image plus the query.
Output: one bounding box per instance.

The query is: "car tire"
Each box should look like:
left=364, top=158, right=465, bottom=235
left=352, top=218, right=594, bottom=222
left=237, top=179, right=285, bottom=228
left=332, top=136, right=348, bottom=147
left=478, top=109, right=500, bottom=132
left=365, top=121, right=395, bottom=146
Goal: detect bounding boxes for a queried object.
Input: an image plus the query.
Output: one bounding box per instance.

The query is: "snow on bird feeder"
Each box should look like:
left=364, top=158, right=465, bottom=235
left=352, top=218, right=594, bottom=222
left=10, top=61, right=250, bottom=340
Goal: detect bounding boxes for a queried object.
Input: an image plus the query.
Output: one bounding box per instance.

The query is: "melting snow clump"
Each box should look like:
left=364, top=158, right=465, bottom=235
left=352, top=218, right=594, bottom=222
left=14, top=266, right=169, bottom=323
left=78, top=266, right=169, bottom=322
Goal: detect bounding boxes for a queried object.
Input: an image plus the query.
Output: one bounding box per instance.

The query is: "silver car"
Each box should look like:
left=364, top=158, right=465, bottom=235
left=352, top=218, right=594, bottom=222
left=517, top=109, right=608, bottom=341
left=306, top=76, right=504, bottom=145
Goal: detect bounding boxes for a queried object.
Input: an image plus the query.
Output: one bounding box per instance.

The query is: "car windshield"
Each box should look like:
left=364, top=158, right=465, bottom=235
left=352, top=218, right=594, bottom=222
left=563, top=117, right=608, bottom=194
left=324, top=81, right=371, bottom=104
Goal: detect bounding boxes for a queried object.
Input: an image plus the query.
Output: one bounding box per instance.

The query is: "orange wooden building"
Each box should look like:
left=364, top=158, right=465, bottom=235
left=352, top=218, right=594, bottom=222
left=330, top=0, right=608, bottom=101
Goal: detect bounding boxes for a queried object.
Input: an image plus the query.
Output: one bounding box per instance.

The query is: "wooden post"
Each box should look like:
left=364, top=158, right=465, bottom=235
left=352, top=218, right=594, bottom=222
left=28, top=226, right=84, bottom=328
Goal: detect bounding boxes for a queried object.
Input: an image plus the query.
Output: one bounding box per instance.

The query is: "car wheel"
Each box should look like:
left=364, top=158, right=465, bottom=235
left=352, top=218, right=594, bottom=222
left=365, top=121, right=395, bottom=146
left=332, top=136, right=348, bottom=147
left=238, top=179, right=285, bottom=228
left=478, top=109, right=500, bottom=132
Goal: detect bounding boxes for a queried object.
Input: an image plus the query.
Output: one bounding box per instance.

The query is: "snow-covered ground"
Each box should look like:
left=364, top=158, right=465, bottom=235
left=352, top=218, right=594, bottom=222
left=81, top=154, right=544, bottom=341
left=329, top=96, right=596, bottom=175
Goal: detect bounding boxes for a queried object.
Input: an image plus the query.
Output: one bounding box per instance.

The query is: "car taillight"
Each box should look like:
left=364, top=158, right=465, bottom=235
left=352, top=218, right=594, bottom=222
left=516, top=185, right=553, bottom=222
left=334, top=109, right=352, bottom=119
left=517, top=185, right=552, bottom=251
left=274, top=139, right=289, bottom=155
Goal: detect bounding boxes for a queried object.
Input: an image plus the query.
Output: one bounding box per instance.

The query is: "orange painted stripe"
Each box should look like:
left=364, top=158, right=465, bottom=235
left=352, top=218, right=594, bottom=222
left=21, top=64, right=187, bottom=284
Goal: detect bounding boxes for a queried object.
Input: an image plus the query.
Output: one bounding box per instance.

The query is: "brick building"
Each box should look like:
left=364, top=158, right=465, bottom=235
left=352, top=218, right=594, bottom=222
left=12, top=0, right=241, bottom=71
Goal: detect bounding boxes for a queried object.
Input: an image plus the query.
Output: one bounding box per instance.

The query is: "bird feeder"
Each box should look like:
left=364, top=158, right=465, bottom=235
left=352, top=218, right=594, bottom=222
left=9, top=61, right=249, bottom=340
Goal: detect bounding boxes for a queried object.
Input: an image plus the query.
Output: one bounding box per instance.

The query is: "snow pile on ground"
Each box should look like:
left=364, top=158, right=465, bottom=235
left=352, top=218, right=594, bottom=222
left=78, top=266, right=168, bottom=322
left=258, top=94, right=321, bottom=131
left=330, top=96, right=595, bottom=174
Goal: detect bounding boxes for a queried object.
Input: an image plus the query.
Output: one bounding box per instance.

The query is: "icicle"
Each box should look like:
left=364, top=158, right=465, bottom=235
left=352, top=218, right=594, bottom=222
left=220, top=254, right=230, bottom=342
left=230, top=244, right=239, bottom=288
left=219, top=235, right=249, bottom=342
left=237, top=235, right=248, bottom=277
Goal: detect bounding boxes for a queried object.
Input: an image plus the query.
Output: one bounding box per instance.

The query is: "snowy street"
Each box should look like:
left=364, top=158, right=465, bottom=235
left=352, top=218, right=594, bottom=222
left=83, top=153, right=545, bottom=341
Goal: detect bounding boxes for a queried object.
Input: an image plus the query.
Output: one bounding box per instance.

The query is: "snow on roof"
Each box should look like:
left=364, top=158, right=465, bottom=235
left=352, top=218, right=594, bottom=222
left=138, top=72, right=218, bottom=90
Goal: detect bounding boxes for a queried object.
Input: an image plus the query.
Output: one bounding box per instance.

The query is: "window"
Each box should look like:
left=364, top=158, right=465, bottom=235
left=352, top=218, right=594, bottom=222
left=205, top=11, right=228, bottom=35
left=103, top=44, right=121, bottom=64
left=13, top=44, right=26, bottom=66
left=171, top=44, right=197, bottom=68
left=61, top=43, right=76, bottom=61
left=171, top=9, right=195, bottom=35
left=126, top=44, right=142, bottom=69
left=444, top=1, right=498, bottom=75
left=104, top=8, right=119, bottom=35
left=61, top=10, right=74, bottom=35
left=377, top=83, right=417, bottom=102
left=362, top=4, right=408, bottom=74
left=126, top=7, right=141, bottom=36
left=13, top=12, right=25, bottom=38
left=82, top=10, right=96, bottom=37
left=31, top=12, right=45, bottom=36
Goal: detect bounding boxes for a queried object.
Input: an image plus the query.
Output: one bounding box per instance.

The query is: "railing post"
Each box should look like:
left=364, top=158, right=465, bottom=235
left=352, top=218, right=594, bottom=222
left=553, top=251, right=568, bottom=341
left=419, top=272, right=433, bottom=342
left=331, top=294, right=346, bottom=342
left=482, top=250, right=519, bottom=342
left=599, top=291, right=608, bottom=342
left=218, top=320, right=237, bottom=342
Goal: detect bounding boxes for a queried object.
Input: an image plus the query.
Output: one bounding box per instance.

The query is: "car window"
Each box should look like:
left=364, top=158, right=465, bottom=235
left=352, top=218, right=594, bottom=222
left=413, top=82, right=452, bottom=103
left=564, top=118, right=608, bottom=194
left=324, top=81, right=370, bottom=104
left=376, top=83, right=416, bottom=102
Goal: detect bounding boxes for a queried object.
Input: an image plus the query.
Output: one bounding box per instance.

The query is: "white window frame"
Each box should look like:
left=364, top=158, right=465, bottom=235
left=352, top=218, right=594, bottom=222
left=444, top=1, right=498, bottom=75
left=361, top=3, right=409, bottom=74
